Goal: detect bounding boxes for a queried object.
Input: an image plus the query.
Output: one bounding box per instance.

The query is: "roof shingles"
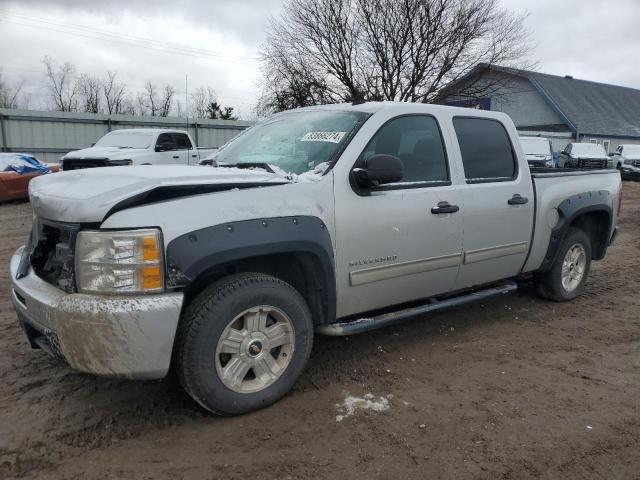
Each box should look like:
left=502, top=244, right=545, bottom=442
left=527, top=71, right=640, bottom=137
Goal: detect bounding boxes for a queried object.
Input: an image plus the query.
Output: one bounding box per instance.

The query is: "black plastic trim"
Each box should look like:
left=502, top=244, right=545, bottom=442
left=166, top=216, right=336, bottom=324
left=538, top=190, right=613, bottom=272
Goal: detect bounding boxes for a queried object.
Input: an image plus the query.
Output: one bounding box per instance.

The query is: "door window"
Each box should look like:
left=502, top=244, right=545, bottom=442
left=173, top=133, right=193, bottom=150
left=453, top=117, right=517, bottom=182
left=358, top=115, right=449, bottom=186
left=156, top=133, right=177, bottom=151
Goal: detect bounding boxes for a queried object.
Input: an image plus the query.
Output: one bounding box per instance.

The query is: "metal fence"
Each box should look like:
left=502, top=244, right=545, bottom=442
left=0, top=108, right=253, bottom=163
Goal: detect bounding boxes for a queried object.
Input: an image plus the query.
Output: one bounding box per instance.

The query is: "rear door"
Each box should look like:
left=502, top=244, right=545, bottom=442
left=451, top=116, right=534, bottom=290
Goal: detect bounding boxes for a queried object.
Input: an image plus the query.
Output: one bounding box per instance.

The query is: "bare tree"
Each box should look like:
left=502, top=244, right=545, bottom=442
left=77, top=73, right=102, bottom=113
left=42, top=56, right=79, bottom=112
left=137, top=81, right=158, bottom=116
left=0, top=69, right=26, bottom=109
left=138, top=81, right=175, bottom=116
left=159, top=84, right=175, bottom=117
left=190, top=86, right=217, bottom=118
left=259, top=0, right=533, bottom=112
left=103, top=71, right=128, bottom=115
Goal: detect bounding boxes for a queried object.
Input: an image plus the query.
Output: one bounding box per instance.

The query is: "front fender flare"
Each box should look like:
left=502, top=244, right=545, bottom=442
left=165, top=216, right=336, bottom=322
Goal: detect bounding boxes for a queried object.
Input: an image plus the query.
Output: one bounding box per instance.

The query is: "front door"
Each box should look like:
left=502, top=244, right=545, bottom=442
left=334, top=114, right=464, bottom=318
left=451, top=116, right=535, bottom=290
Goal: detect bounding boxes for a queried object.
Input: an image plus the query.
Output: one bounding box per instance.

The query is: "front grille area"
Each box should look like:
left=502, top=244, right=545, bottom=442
left=29, top=219, right=80, bottom=293
left=62, top=158, right=109, bottom=170
left=633, top=159, right=640, bottom=167
left=578, top=159, right=607, bottom=169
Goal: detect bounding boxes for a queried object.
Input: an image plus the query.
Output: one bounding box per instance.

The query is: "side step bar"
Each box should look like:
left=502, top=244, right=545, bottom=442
left=317, top=280, right=518, bottom=336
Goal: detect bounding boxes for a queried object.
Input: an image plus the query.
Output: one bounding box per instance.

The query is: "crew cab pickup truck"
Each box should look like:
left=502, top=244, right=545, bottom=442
left=60, top=128, right=217, bottom=170
left=10, top=102, right=621, bottom=415
left=559, top=142, right=611, bottom=169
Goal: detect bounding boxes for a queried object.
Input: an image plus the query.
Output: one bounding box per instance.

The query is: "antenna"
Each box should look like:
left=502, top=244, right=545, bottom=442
left=185, top=74, right=189, bottom=133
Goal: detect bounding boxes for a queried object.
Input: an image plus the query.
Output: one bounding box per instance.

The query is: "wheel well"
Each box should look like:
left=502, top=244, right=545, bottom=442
left=181, top=252, right=331, bottom=325
left=569, top=210, right=610, bottom=260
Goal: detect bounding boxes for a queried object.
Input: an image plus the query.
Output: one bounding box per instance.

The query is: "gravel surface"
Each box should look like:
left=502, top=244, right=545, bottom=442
left=1, top=182, right=639, bottom=480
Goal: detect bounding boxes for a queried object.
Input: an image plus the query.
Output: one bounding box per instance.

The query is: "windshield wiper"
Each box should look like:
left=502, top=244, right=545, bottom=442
left=217, top=162, right=277, bottom=174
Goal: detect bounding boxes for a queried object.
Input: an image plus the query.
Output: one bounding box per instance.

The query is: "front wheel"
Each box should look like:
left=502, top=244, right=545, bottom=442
left=535, top=227, right=592, bottom=302
left=176, top=273, right=314, bottom=415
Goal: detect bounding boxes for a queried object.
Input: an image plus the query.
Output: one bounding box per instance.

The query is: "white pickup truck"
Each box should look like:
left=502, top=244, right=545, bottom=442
left=558, top=142, right=611, bottom=169
left=11, top=102, right=621, bottom=415
left=60, top=128, right=217, bottom=170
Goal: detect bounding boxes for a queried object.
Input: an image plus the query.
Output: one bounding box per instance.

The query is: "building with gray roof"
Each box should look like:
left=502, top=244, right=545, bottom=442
left=439, top=63, right=640, bottom=153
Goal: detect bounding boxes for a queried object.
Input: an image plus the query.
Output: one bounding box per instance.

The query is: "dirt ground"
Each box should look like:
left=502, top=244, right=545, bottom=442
left=1, top=183, right=639, bottom=480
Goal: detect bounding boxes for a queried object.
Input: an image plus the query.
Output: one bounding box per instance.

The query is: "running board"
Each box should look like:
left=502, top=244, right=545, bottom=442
left=317, top=281, right=518, bottom=336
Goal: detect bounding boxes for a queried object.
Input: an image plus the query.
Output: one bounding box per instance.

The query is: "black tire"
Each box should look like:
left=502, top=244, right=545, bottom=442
left=176, top=273, right=314, bottom=415
left=534, top=227, right=592, bottom=302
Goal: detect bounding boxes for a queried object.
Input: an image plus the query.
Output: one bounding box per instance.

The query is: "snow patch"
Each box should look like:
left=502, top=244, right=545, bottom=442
left=335, top=393, right=390, bottom=422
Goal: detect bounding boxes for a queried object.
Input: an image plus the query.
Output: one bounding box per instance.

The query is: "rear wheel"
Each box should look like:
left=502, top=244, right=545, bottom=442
left=176, top=273, right=314, bottom=415
left=535, top=227, right=592, bottom=302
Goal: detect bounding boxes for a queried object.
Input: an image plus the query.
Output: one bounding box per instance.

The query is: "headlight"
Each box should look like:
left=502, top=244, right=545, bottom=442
left=545, top=157, right=553, bottom=167
left=625, top=159, right=633, bottom=165
left=75, top=229, right=164, bottom=294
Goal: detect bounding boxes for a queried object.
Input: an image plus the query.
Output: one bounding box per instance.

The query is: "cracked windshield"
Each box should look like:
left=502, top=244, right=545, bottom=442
left=213, top=110, right=369, bottom=175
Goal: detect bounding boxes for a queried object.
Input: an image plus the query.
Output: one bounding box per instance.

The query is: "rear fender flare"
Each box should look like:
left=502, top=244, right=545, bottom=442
left=539, top=190, right=612, bottom=271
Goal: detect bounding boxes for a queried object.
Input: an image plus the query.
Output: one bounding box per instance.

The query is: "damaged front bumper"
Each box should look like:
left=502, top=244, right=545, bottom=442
left=10, top=247, right=184, bottom=379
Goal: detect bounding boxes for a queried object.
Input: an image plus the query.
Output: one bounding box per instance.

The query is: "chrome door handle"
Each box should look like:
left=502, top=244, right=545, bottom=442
left=508, top=194, right=529, bottom=205
left=431, top=201, right=460, bottom=214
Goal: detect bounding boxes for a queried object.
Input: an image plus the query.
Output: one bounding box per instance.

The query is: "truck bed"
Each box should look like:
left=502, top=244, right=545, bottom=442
left=523, top=168, right=621, bottom=273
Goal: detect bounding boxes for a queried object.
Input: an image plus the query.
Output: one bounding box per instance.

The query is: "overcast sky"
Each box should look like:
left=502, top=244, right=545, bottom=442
left=1, top=0, right=639, bottom=118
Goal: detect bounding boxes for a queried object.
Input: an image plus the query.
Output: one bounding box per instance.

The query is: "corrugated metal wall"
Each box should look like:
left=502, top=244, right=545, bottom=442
left=0, top=108, right=253, bottom=163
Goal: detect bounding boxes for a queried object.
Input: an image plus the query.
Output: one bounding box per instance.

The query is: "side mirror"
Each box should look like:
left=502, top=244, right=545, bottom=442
left=353, top=154, right=404, bottom=188
left=155, top=145, right=167, bottom=152
left=90, top=143, right=95, bottom=147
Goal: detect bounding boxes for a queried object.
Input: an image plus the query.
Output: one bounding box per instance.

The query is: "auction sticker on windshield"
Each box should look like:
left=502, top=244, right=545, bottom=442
left=301, top=131, right=346, bottom=143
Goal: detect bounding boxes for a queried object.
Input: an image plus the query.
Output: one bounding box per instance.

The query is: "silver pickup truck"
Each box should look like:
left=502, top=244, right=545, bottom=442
left=10, top=102, right=621, bottom=415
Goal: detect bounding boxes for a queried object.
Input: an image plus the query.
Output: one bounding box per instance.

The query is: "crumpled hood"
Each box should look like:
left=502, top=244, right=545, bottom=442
left=29, top=165, right=289, bottom=223
left=63, top=146, right=148, bottom=160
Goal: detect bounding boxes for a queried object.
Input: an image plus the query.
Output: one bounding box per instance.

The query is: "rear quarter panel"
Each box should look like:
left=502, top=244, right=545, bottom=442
left=523, top=171, right=621, bottom=272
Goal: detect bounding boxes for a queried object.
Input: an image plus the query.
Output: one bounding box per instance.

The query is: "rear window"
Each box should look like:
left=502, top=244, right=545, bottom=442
left=453, top=117, right=517, bottom=182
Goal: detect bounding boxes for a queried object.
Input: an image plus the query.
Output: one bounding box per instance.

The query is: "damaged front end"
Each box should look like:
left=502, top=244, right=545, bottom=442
left=20, top=218, right=80, bottom=293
